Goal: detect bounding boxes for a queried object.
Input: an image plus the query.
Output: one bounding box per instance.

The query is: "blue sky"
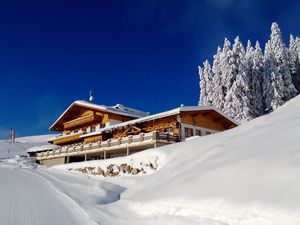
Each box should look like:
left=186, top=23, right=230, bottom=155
left=1, top=0, right=300, bottom=139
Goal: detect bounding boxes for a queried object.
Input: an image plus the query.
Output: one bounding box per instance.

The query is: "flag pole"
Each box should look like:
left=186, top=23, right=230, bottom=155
left=8, top=128, right=15, bottom=159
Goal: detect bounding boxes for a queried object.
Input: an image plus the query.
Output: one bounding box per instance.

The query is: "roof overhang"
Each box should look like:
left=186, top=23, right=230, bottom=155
left=83, top=105, right=238, bottom=134
left=49, top=100, right=148, bottom=131
left=49, top=101, right=104, bottom=131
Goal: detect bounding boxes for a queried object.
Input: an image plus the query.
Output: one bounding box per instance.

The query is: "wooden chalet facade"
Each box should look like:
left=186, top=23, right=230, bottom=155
left=36, top=101, right=238, bottom=166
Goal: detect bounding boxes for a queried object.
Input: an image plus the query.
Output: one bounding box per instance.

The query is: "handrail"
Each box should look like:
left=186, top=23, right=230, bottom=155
left=37, top=131, right=179, bottom=159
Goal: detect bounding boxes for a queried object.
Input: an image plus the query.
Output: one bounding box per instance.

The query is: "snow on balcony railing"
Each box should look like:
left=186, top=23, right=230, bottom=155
left=37, top=131, right=179, bottom=159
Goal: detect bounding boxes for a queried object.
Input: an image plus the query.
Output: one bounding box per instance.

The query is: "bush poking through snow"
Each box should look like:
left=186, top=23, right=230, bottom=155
left=71, top=162, right=158, bottom=177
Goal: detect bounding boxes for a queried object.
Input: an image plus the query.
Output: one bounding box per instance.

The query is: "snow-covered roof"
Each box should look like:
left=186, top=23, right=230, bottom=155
left=49, top=100, right=149, bottom=130
left=75, top=101, right=149, bottom=118
left=104, top=105, right=238, bottom=130
left=81, top=105, right=238, bottom=138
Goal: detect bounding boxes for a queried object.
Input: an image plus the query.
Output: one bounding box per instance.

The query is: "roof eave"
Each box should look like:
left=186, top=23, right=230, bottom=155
left=49, top=100, right=107, bottom=131
left=49, top=100, right=148, bottom=131
left=177, top=105, right=238, bottom=125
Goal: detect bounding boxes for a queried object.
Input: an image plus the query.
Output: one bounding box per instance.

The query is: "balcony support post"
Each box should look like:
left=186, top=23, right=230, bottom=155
left=127, top=145, right=130, bottom=156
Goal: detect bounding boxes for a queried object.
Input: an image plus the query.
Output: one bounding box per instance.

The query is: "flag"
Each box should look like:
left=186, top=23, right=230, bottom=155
left=10, top=128, right=16, bottom=144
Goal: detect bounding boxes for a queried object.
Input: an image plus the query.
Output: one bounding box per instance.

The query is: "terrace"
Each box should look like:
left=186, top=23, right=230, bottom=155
left=37, top=131, right=179, bottom=163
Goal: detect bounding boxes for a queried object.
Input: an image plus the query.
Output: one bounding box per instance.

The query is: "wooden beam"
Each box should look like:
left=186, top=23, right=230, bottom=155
left=84, top=135, right=102, bottom=143
left=53, top=134, right=82, bottom=145
left=63, top=114, right=102, bottom=130
left=122, top=126, right=141, bottom=136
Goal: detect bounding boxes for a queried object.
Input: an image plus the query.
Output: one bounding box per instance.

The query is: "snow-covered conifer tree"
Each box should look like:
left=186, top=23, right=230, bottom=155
left=289, top=35, right=300, bottom=92
left=263, top=41, right=285, bottom=111
left=224, top=69, right=253, bottom=122
left=224, top=37, right=253, bottom=122
left=245, top=40, right=264, bottom=116
left=198, top=66, right=205, bottom=105
left=199, top=60, right=213, bottom=106
left=269, top=23, right=297, bottom=101
left=211, top=47, right=225, bottom=110
left=197, top=22, right=300, bottom=122
left=220, top=38, right=234, bottom=97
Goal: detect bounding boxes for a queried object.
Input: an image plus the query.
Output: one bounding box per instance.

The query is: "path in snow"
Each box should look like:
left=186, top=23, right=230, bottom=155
left=0, top=165, right=98, bottom=225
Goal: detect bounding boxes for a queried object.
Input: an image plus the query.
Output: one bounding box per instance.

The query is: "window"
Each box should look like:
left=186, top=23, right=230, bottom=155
left=90, top=126, right=96, bottom=132
left=206, top=131, right=211, bottom=135
left=196, top=130, right=202, bottom=136
left=82, top=128, right=87, bottom=133
left=184, top=127, right=193, bottom=138
left=100, top=124, right=106, bottom=129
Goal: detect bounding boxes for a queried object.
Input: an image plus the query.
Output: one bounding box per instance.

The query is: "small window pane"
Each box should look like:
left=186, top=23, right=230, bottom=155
left=196, top=130, right=202, bottom=136
left=185, top=128, right=193, bottom=138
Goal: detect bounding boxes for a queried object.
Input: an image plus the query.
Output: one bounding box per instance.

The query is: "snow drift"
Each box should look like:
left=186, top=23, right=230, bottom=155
left=51, top=95, right=300, bottom=225
left=1, top=95, right=300, bottom=225
left=120, top=95, right=300, bottom=224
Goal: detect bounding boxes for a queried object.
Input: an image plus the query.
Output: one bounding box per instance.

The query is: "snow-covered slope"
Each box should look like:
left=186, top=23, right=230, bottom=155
left=54, top=95, right=300, bottom=225
left=0, top=134, right=55, bottom=159
left=1, top=95, right=300, bottom=225
left=0, top=165, right=97, bottom=225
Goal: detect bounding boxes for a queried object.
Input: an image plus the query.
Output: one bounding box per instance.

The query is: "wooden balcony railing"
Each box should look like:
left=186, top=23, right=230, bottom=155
left=63, top=114, right=102, bottom=129
left=37, top=131, right=179, bottom=160
left=52, top=132, right=83, bottom=145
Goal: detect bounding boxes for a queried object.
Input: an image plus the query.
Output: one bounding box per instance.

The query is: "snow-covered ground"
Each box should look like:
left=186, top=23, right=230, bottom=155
left=0, top=162, right=97, bottom=225
left=0, top=134, right=55, bottom=159
left=1, top=95, right=300, bottom=225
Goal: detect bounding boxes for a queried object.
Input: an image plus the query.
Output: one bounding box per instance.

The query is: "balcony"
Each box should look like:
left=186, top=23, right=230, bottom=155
left=63, top=114, right=102, bottom=130
left=37, top=131, right=179, bottom=161
left=51, top=131, right=84, bottom=145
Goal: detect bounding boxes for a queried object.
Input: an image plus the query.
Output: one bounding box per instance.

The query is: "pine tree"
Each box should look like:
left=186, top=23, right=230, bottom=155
left=225, top=67, right=252, bottom=122
left=269, top=23, right=297, bottom=101
left=289, top=35, right=300, bottom=92
left=289, top=35, right=296, bottom=73
left=295, top=37, right=300, bottom=91
left=224, top=37, right=253, bottom=122
left=205, top=61, right=214, bottom=106
left=198, top=66, right=205, bottom=105
left=220, top=38, right=234, bottom=97
left=199, top=60, right=213, bottom=106
left=246, top=40, right=264, bottom=116
left=211, top=47, right=225, bottom=110
left=263, top=40, right=285, bottom=111
left=197, top=22, right=300, bottom=123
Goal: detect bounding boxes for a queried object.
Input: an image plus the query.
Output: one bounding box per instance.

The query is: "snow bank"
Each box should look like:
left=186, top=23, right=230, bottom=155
left=53, top=95, right=300, bottom=225
left=115, top=95, right=300, bottom=224
left=54, top=149, right=164, bottom=177
left=2, top=95, right=300, bottom=225
left=0, top=165, right=98, bottom=225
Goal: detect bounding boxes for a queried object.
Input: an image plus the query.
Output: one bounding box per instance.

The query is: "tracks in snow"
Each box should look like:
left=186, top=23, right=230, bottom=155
left=0, top=166, right=98, bottom=225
